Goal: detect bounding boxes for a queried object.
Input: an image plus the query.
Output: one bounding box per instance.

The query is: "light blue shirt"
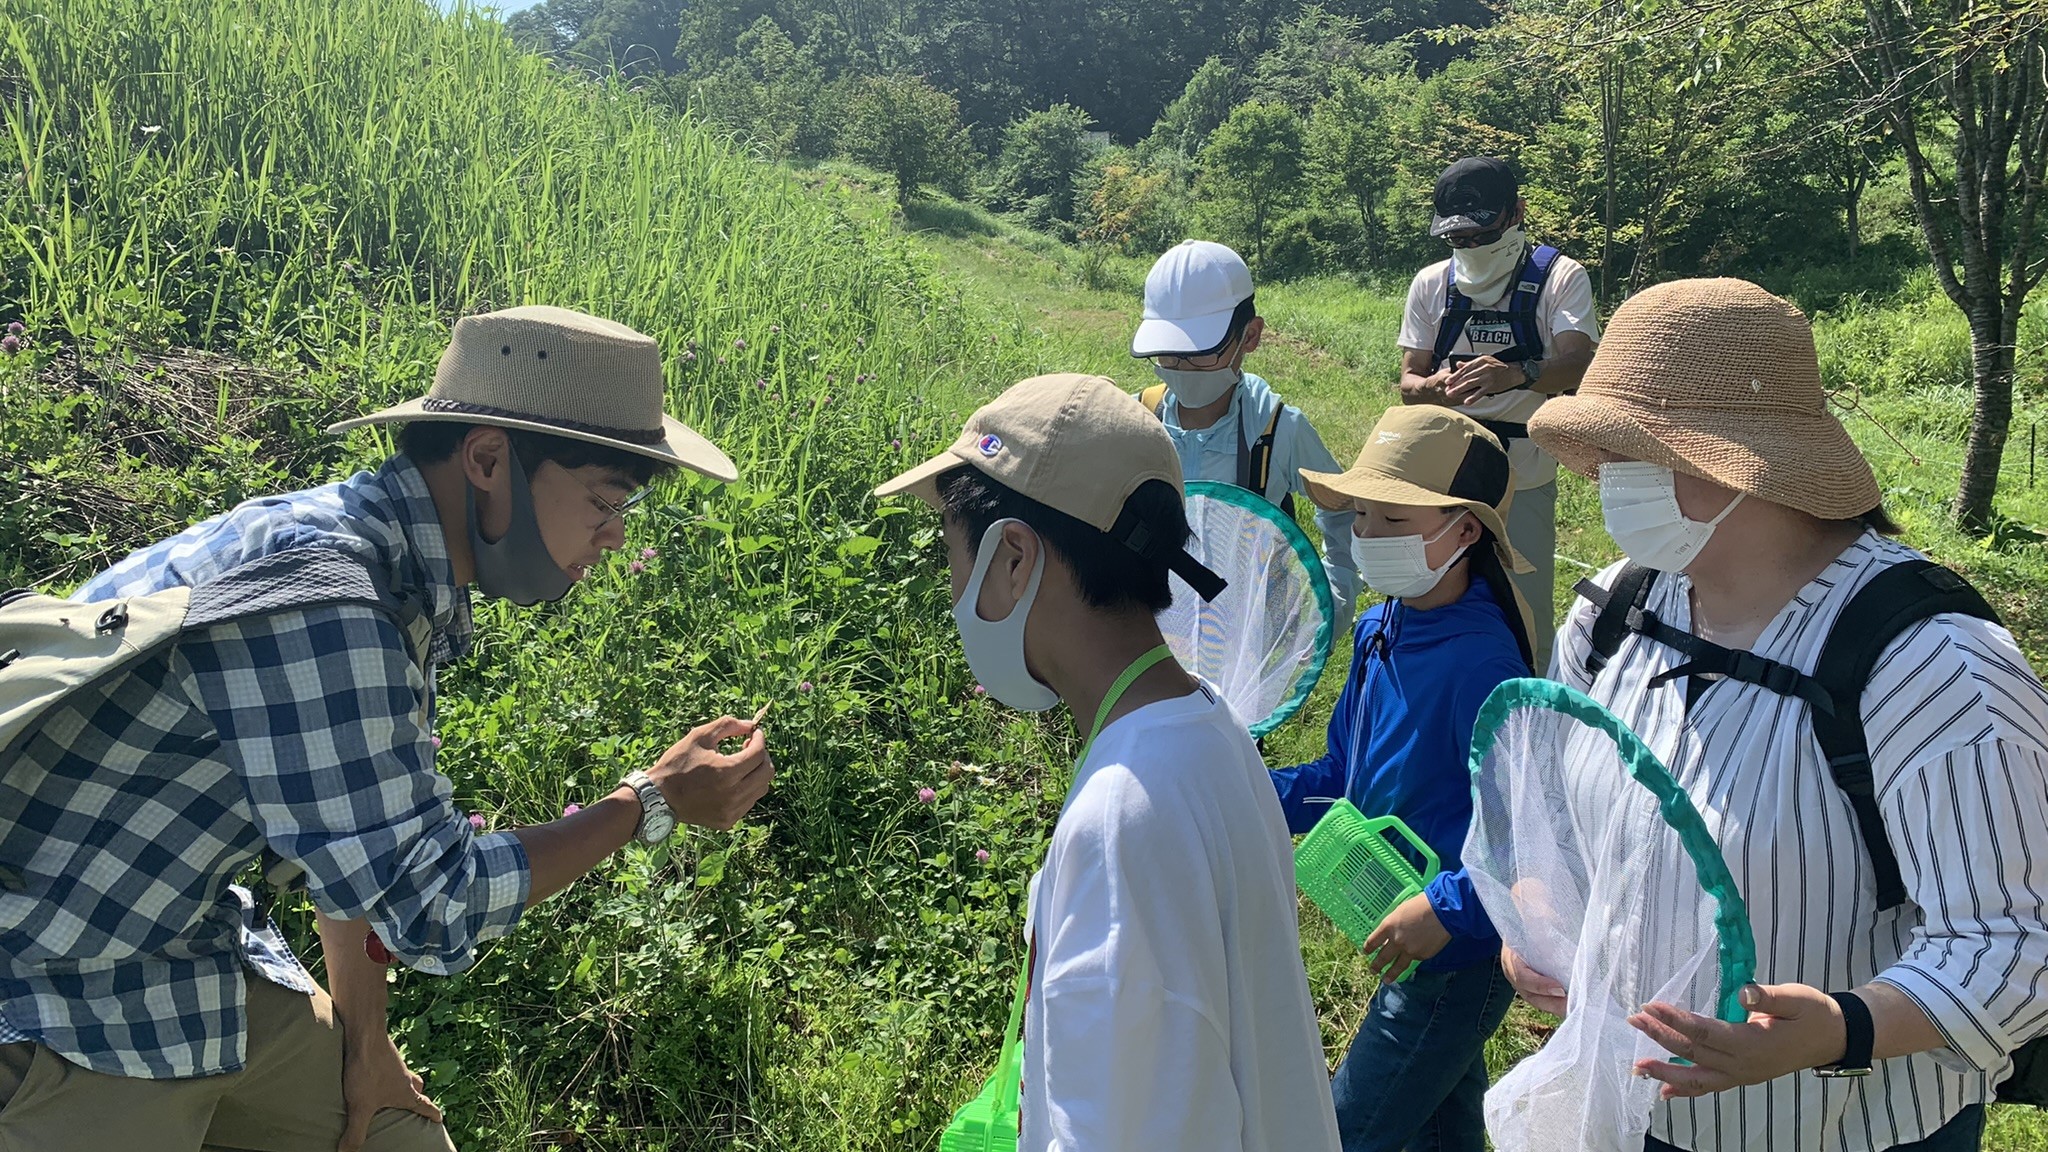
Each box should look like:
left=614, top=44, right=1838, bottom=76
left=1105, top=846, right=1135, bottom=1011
left=1157, top=372, right=1360, bottom=625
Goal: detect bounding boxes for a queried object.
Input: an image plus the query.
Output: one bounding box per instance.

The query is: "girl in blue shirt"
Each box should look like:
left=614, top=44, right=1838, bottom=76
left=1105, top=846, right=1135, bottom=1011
left=1274, top=405, right=1536, bottom=1152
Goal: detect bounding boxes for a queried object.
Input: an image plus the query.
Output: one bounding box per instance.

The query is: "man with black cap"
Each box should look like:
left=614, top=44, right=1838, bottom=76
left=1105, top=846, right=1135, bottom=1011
left=0, top=306, right=774, bottom=1151
left=1397, top=156, right=1600, bottom=670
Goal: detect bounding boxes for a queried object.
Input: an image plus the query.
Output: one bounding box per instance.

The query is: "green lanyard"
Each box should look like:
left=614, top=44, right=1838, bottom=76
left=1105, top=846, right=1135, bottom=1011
left=1075, top=643, right=1177, bottom=769
left=978, top=644, right=1180, bottom=1130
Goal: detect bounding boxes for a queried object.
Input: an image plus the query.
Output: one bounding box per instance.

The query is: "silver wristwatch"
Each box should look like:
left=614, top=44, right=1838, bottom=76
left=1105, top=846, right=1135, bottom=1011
left=623, top=770, right=676, bottom=845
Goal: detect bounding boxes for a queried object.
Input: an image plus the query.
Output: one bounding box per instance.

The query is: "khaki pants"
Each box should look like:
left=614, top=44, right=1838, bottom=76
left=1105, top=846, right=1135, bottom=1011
left=1505, top=479, right=1559, bottom=674
left=0, top=978, right=456, bottom=1152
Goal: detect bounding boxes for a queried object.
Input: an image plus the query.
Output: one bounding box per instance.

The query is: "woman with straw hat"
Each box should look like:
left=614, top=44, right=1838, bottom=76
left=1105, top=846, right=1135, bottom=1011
left=1269, top=404, right=1535, bottom=1152
left=1516, top=277, right=2048, bottom=1152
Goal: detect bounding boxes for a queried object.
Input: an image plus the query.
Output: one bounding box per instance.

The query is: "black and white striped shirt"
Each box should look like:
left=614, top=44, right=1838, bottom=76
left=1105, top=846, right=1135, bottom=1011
left=1557, top=532, right=2048, bottom=1151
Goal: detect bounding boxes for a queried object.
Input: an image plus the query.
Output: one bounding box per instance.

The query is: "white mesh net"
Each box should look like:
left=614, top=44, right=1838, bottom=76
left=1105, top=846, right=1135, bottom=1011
left=1465, top=680, right=1753, bottom=1152
left=1158, top=481, right=1335, bottom=738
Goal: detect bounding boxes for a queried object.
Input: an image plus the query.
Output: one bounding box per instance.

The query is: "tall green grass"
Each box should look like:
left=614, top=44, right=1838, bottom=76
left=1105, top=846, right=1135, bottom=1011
left=1, top=1, right=1071, bottom=1146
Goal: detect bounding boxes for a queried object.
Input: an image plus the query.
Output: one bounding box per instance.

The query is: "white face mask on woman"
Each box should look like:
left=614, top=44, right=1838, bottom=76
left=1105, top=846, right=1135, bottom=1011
left=1351, top=512, right=1471, bottom=601
left=1450, top=226, right=1528, bottom=304
left=952, top=519, right=1060, bottom=712
left=1598, top=461, right=1745, bottom=573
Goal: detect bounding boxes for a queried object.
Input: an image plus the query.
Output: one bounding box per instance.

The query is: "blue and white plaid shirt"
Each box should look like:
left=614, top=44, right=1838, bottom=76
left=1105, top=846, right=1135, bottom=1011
left=0, top=456, right=530, bottom=1078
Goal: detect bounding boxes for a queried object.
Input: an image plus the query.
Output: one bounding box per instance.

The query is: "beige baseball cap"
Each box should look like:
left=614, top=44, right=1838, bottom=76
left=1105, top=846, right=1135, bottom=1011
left=1299, top=405, right=1533, bottom=574
left=327, top=305, right=738, bottom=482
left=876, top=373, right=1226, bottom=599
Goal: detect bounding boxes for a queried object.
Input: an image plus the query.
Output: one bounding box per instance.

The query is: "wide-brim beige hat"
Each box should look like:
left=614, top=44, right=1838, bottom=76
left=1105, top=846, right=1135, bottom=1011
left=877, top=372, right=1227, bottom=599
left=1299, top=405, right=1534, bottom=575
left=327, top=304, right=737, bottom=482
left=1526, top=278, right=1879, bottom=519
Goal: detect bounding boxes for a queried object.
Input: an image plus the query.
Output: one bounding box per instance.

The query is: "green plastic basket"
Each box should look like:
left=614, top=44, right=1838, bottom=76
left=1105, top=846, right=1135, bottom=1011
left=1295, top=800, right=1441, bottom=982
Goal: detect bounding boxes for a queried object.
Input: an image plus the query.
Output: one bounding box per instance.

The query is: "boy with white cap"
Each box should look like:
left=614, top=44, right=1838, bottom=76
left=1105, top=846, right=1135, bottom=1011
left=1133, top=239, right=1360, bottom=627
left=877, top=373, right=1340, bottom=1152
left=0, top=307, right=773, bottom=1151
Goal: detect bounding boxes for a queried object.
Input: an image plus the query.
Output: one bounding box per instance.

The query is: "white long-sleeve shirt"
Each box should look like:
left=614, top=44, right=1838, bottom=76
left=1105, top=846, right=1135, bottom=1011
left=1555, top=533, right=2048, bottom=1151
left=1021, top=684, right=1340, bottom=1152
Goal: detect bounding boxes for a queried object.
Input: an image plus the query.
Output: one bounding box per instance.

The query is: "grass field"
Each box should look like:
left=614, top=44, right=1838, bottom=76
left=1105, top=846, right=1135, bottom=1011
left=3, top=0, right=2047, bottom=1145
left=826, top=169, right=2048, bottom=1151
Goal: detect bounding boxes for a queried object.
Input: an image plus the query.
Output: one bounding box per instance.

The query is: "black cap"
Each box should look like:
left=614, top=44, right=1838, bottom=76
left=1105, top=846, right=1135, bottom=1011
left=1431, top=157, right=1519, bottom=238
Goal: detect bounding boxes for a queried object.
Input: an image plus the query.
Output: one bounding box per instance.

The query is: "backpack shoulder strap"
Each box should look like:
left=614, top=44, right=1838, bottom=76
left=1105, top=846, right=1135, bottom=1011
left=2, top=548, right=406, bottom=757
left=1247, top=403, right=1285, bottom=500
left=1573, top=562, right=1657, bottom=678
left=1432, top=271, right=1475, bottom=369
left=1810, top=560, right=2001, bottom=910
left=181, top=546, right=400, bottom=631
left=1505, top=245, right=1560, bottom=358
left=1138, top=383, right=1168, bottom=416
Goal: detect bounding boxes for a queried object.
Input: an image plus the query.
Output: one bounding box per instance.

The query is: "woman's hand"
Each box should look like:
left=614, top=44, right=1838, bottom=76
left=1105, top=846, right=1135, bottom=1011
left=1628, top=982, right=1848, bottom=1099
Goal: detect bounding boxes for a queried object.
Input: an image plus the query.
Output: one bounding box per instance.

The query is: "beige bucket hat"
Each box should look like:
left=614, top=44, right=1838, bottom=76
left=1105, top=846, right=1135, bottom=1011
left=327, top=305, right=737, bottom=482
left=877, top=372, right=1226, bottom=599
left=1300, top=405, right=1534, bottom=575
left=1526, top=278, right=1879, bottom=519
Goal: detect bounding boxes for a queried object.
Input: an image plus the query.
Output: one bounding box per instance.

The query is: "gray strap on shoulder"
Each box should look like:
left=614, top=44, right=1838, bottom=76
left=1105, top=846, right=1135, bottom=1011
left=183, top=547, right=403, bottom=631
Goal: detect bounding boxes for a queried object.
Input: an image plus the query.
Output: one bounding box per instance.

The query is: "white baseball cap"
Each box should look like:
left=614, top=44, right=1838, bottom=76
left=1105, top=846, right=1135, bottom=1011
left=1131, top=239, right=1255, bottom=358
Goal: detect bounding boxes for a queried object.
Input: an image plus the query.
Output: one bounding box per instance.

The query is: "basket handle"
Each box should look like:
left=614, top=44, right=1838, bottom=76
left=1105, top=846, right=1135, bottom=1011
left=991, top=945, right=1031, bottom=1114
left=1360, top=815, right=1440, bottom=881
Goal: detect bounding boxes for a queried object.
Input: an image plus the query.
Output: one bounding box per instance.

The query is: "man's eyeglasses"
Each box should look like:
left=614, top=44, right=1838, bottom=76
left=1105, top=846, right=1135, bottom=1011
left=1152, top=338, right=1240, bottom=371
left=1444, top=223, right=1513, bottom=249
left=575, top=474, right=649, bottom=531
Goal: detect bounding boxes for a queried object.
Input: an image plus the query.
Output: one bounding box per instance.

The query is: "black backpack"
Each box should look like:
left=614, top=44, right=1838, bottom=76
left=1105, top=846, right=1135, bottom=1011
left=1577, top=558, right=2048, bottom=1105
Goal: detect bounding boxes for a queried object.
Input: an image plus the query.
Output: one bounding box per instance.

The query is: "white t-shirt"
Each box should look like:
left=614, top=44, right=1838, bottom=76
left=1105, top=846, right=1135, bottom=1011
left=1020, top=684, right=1339, bottom=1152
left=1398, top=250, right=1602, bottom=489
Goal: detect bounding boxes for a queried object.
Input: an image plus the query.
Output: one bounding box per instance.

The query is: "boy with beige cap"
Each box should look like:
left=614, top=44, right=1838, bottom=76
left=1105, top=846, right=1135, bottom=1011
left=877, top=373, right=1340, bottom=1152
left=1513, top=278, right=2048, bottom=1152
left=0, top=306, right=772, bottom=1151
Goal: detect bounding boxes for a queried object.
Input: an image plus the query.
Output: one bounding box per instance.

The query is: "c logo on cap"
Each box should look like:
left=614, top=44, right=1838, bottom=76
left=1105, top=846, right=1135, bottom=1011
left=977, top=433, right=1003, bottom=458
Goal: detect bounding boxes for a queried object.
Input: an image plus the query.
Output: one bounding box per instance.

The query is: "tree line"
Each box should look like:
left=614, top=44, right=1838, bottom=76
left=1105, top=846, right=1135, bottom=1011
left=504, top=0, right=2046, bottom=533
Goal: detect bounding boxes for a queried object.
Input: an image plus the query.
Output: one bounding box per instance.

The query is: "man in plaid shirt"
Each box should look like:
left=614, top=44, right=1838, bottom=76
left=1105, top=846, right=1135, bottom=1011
left=0, top=307, right=773, bottom=1151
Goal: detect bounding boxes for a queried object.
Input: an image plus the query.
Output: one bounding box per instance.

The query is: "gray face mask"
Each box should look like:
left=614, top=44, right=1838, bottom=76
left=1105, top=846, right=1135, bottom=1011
left=466, top=443, right=574, bottom=606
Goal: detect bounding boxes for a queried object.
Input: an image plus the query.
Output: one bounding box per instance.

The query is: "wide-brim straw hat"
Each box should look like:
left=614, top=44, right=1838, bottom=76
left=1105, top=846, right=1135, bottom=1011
left=1526, top=278, right=1879, bottom=519
left=328, top=305, right=737, bottom=482
left=1299, top=405, right=1535, bottom=575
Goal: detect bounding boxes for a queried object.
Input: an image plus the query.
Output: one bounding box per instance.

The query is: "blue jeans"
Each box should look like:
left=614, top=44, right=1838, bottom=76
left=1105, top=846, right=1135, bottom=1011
left=1644, top=1103, right=1984, bottom=1151
left=1329, top=955, right=1515, bottom=1152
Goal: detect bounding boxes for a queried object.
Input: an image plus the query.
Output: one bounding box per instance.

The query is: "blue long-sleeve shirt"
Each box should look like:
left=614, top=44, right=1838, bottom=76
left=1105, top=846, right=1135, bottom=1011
left=1271, top=578, right=1527, bottom=972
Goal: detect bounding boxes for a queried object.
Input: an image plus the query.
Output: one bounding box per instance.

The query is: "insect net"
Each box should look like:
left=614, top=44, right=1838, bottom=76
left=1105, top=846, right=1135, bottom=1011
left=1464, top=678, right=1756, bottom=1152
left=1158, top=480, right=1335, bottom=739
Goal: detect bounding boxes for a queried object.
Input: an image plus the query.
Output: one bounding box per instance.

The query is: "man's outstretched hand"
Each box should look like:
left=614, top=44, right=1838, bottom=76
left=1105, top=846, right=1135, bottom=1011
left=650, top=716, right=775, bottom=831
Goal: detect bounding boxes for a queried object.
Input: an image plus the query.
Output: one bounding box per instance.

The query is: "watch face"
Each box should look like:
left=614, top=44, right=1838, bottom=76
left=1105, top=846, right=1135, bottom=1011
left=641, top=808, right=676, bottom=844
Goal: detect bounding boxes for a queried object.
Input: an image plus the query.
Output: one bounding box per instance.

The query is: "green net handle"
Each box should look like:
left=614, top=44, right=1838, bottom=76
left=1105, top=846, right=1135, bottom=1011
left=1469, top=678, right=1758, bottom=1024
left=991, top=951, right=1030, bottom=1114
left=1359, top=814, right=1441, bottom=882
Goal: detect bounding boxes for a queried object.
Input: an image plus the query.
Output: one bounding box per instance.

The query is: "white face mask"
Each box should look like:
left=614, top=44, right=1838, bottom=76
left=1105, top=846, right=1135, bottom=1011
left=1450, top=226, right=1527, bottom=304
left=1599, top=462, right=1745, bottom=573
left=1351, top=512, right=1471, bottom=601
left=953, top=519, right=1060, bottom=712
left=1152, top=364, right=1240, bottom=409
